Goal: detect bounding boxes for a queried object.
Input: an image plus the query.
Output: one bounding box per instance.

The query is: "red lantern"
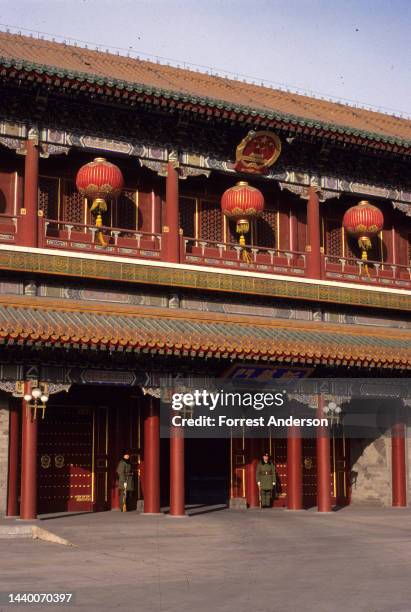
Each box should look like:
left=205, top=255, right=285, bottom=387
left=76, top=157, right=124, bottom=245
left=76, top=157, right=124, bottom=201
left=343, top=200, right=384, bottom=261
left=221, top=181, right=264, bottom=239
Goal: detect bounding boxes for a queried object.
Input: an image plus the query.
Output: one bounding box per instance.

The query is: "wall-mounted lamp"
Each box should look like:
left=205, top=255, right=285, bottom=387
left=322, top=401, right=342, bottom=426
left=24, top=383, right=49, bottom=419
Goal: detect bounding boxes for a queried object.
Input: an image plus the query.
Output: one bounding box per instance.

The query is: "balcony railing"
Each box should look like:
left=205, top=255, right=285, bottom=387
left=323, top=255, right=411, bottom=289
left=181, top=236, right=307, bottom=276
left=0, top=214, right=409, bottom=292
left=0, top=214, right=18, bottom=244
left=39, top=218, right=162, bottom=260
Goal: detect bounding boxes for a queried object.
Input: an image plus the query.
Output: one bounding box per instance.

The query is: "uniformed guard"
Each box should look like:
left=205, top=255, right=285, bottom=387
left=116, top=451, right=134, bottom=512
left=256, top=452, right=276, bottom=508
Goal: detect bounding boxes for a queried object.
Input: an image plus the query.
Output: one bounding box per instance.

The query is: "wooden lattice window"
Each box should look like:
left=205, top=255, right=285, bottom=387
left=0, top=172, right=14, bottom=214
left=367, top=235, right=381, bottom=263
left=38, top=176, right=59, bottom=219
left=227, top=218, right=237, bottom=244
left=116, top=189, right=137, bottom=230
left=179, top=197, right=196, bottom=238
left=407, top=234, right=411, bottom=265
left=199, top=200, right=222, bottom=242
left=325, top=218, right=343, bottom=257
left=62, top=180, right=85, bottom=224
left=296, top=206, right=307, bottom=252
left=256, top=207, right=277, bottom=248
left=396, top=229, right=410, bottom=266
left=344, top=231, right=357, bottom=261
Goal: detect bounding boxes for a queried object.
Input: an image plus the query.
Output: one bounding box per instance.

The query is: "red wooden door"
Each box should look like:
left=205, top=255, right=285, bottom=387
left=302, top=438, right=317, bottom=508
left=37, top=404, right=112, bottom=514
left=37, top=405, right=94, bottom=514
left=231, top=434, right=247, bottom=499
left=272, top=438, right=287, bottom=507
left=331, top=433, right=350, bottom=506
left=93, top=406, right=110, bottom=512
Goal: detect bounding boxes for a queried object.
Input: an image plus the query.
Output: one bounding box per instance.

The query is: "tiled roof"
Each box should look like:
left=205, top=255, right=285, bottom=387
left=0, top=31, right=410, bottom=146
left=0, top=296, right=409, bottom=369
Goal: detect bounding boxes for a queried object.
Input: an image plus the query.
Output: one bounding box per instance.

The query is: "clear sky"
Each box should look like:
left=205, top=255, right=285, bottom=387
left=1, top=0, right=410, bottom=115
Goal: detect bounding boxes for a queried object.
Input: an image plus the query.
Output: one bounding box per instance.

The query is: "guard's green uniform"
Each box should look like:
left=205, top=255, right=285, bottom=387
left=116, top=458, right=134, bottom=511
left=256, top=460, right=276, bottom=507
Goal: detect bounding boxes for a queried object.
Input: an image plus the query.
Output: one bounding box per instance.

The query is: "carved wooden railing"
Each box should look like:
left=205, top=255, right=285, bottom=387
left=0, top=214, right=18, bottom=244
left=323, top=254, right=411, bottom=289
left=181, top=236, right=307, bottom=276
left=10, top=218, right=409, bottom=291
left=39, top=218, right=162, bottom=259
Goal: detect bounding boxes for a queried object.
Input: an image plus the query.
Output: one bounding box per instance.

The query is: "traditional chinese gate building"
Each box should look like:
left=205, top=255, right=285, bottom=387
left=0, top=31, right=410, bottom=519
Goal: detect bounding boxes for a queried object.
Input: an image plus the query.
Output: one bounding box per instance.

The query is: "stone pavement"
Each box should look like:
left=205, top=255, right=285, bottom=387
left=1, top=506, right=411, bottom=612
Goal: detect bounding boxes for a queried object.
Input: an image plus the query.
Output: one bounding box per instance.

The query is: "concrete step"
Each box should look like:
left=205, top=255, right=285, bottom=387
left=0, top=522, right=74, bottom=545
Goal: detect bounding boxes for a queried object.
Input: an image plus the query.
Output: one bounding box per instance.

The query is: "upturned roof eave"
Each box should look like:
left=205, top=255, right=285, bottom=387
left=1, top=54, right=411, bottom=151
left=0, top=297, right=410, bottom=368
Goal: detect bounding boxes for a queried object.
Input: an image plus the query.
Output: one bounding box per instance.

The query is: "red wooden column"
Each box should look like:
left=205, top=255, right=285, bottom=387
left=287, top=426, right=303, bottom=510
left=392, top=419, right=407, bottom=507
left=110, top=405, right=120, bottom=511
left=316, top=395, right=332, bottom=512
left=20, top=130, right=39, bottom=248
left=289, top=206, right=298, bottom=253
left=7, top=398, right=20, bottom=517
left=390, top=226, right=397, bottom=266
left=246, top=438, right=260, bottom=508
left=169, top=425, right=185, bottom=516
left=163, top=154, right=180, bottom=263
left=306, top=186, right=321, bottom=279
left=144, top=397, right=161, bottom=514
left=20, top=383, right=38, bottom=520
